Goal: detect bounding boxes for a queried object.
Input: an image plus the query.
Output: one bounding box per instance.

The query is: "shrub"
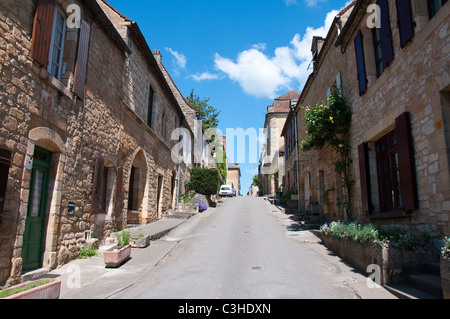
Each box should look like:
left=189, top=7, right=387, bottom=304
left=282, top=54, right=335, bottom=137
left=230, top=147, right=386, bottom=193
left=117, top=229, right=130, bottom=249
left=189, top=168, right=220, bottom=196
left=78, top=247, right=98, bottom=259
left=443, top=237, right=450, bottom=257
left=321, top=221, right=430, bottom=249
left=193, top=200, right=208, bottom=212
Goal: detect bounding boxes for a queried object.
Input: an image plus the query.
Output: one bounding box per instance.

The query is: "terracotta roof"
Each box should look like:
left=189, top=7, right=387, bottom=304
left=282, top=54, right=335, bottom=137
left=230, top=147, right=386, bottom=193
left=275, top=90, right=301, bottom=101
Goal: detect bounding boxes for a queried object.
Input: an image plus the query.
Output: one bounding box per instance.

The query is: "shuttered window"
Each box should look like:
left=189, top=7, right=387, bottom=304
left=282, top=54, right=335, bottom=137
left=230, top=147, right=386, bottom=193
left=396, top=0, right=414, bottom=48
left=395, top=112, right=418, bottom=212
left=114, top=166, right=124, bottom=219
left=358, top=143, right=373, bottom=216
left=91, top=156, right=105, bottom=214
left=354, top=30, right=367, bottom=95
left=428, top=0, right=448, bottom=18
left=73, top=20, right=91, bottom=99
left=375, top=131, right=402, bottom=212
left=358, top=112, right=418, bottom=216
left=147, top=86, right=154, bottom=128
left=31, top=0, right=56, bottom=67
left=375, top=0, right=394, bottom=74
left=47, top=7, right=66, bottom=80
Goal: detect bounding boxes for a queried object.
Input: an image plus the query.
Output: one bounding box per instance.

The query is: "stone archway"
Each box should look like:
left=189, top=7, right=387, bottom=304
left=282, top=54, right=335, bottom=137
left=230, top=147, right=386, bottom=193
left=126, top=148, right=149, bottom=225
left=9, top=127, right=66, bottom=283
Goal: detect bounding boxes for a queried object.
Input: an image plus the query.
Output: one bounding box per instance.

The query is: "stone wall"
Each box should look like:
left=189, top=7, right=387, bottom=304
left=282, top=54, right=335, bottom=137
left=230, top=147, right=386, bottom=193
left=287, top=0, right=449, bottom=238
left=0, top=0, right=193, bottom=286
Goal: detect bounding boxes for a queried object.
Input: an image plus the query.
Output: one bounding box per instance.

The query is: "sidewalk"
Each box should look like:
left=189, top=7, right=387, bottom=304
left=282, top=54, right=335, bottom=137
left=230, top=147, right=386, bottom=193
left=35, top=217, right=190, bottom=299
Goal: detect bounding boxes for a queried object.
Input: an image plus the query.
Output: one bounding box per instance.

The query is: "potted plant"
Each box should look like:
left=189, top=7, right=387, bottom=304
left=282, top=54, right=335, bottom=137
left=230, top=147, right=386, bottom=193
left=442, top=237, right=450, bottom=299
left=104, top=229, right=131, bottom=268
left=0, top=278, right=61, bottom=299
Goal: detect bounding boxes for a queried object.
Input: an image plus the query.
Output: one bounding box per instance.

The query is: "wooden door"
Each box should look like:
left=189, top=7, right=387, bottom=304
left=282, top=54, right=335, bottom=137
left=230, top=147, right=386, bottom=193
left=22, top=147, right=52, bottom=271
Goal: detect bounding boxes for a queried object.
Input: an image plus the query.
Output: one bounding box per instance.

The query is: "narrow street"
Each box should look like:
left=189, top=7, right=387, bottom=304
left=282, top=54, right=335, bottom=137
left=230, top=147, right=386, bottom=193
left=110, top=197, right=396, bottom=299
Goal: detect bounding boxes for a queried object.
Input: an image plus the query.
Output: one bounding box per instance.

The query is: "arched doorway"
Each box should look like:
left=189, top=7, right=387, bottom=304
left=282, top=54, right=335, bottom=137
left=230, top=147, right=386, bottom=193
left=20, top=127, right=65, bottom=271
left=127, top=149, right=149, bottom=225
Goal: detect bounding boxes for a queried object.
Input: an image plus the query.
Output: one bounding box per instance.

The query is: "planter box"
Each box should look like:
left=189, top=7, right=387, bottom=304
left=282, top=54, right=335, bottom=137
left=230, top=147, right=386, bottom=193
left=130, top=236, right=150, bottom=249
left=3, top=279, right=61, bottom=299
left=312, top=231, right=438, bottom=286
left=442, top=254, right=450, bottom=299
left=104, top=245, right=131, bottom=268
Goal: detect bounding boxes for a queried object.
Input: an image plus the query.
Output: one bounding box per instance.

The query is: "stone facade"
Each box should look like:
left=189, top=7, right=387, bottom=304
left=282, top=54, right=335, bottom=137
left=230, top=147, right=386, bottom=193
left=283, top=0, right=450, bottom=238
left=227, top=162, right=241, bottom=195
left=259, top=91, right=300, bottom=196
left=0, top=0, right=195, bottom=286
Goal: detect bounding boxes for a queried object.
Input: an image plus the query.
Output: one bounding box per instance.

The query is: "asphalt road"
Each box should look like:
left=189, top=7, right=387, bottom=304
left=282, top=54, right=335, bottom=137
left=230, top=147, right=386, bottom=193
left=111, top=196, right=396, bottom=299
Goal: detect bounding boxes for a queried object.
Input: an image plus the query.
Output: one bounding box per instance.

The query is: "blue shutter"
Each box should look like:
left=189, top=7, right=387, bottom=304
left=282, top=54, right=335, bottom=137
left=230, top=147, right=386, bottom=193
left=354, top=30, right=367, bottom=95
left=396, top=0, right=414, bottom=48
left=377, top=0, right=394, bottom=67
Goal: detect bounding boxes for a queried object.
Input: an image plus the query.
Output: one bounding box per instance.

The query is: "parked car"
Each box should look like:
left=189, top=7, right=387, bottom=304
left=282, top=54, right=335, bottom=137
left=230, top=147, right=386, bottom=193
left=219, top=185, right=233, bottom=197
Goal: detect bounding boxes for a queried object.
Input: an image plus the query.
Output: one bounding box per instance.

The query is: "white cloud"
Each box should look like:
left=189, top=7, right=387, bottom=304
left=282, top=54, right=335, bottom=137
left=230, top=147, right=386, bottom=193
left=285, top=0, right=298, bottom=6
left=213, top=9, right=339, bottom=99
left=304, top=0, right=328, bottom=7
left=190, top=72, right=220, bottom=82
left=165, top=47, right=187, bottom=70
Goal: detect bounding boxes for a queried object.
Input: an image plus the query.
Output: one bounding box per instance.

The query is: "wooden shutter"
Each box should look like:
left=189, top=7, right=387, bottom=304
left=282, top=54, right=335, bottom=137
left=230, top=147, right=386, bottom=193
left=358, top=143, right=373, bottom=216
left=396, top=0, right=414, bottom=48
left=91, top=155, right=105, bottom=214
left=73, top=20, right=91, bottom=99
left=395, top=112, right=418, bottom=212
left=354, top=30, right=367, bottom=95
left=113, top=166, right=124, bottom=218
left=31, top=0, right=56, bottom=67
left=377, top=0, right=394, bottom=68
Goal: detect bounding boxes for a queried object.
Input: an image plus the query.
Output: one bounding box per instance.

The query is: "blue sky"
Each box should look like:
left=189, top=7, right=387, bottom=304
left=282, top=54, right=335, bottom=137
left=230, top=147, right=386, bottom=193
left=107, top=0, right=352, bottom=195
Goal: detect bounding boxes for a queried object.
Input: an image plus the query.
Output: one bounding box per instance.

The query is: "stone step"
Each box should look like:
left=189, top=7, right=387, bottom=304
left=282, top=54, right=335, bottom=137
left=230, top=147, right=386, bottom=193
left=406, top=273, right=443, bottom=298
left=385, top=284, right=440, bottom=299
left=426, top=262, right=441, bottom=277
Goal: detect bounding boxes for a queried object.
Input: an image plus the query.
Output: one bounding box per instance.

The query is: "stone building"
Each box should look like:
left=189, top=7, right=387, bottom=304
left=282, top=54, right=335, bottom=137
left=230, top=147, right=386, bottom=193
left=0, top=0, right=195, bottom=286
left=283, top=0, right=450, bottom=238
left=227, top=161, right=241, bottom=196
left=259, top=90, right=300, bottom=196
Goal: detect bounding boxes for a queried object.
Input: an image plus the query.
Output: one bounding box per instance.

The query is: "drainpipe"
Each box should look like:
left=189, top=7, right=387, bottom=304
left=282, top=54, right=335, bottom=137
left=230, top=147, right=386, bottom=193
left=176, top=117, right=185, bottom=210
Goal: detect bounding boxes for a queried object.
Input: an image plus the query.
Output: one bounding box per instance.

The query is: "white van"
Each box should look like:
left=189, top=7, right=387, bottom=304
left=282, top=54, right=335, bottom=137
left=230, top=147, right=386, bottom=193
left=219, top=185, right=233, bottom=197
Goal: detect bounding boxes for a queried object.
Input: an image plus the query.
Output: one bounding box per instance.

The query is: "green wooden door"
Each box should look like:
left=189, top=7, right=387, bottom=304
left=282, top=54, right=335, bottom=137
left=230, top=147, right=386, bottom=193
left=22, top=147, right=52, bottom=271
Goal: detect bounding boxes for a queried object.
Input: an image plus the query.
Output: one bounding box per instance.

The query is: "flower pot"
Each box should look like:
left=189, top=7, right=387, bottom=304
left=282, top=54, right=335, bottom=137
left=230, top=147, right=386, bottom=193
left=2, top=279, right=61, bottom=299
left=130, top=236, right=150, bottom=249
left=441, top=254, right=450, bottom=299
left=104, top=245, right=132, bottom=268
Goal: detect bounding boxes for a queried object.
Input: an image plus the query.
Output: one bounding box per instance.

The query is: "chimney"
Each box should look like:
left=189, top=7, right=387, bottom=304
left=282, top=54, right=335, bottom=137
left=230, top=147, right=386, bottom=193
left=153, top=49, right=162, bottom=63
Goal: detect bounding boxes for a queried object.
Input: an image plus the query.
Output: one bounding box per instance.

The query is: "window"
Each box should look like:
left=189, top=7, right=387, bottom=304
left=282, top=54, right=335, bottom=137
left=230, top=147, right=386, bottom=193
left=358, top=112, right=418, bottom=217
left=47, top=7, right=66, bottom=80
left=396, top=0, right=414, bottom=48
left=428, top=0, right=448, bottom=18
left=373, top=0, right=394, bottom=77
left=31, top=0, right=91, bottom=98
left=354, top=30, right=368, bottom=95
left=99, top=166, right=109, bottom=212
left=147, top=86, right=154, bottom=128
left=376, top=131, right=402, bottom=212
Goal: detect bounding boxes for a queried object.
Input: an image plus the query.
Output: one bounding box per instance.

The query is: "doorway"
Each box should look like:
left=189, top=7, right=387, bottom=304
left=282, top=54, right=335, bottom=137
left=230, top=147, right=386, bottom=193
left=22, top=147, right=52, bottom=271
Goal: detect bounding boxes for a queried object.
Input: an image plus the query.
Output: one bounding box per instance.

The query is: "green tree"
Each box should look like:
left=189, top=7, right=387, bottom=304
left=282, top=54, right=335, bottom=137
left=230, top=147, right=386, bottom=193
left=186, top=89, right=221, bottom=131
left=300, top=90, right=354, bottom=219
left=190, top=167, right=220, bottom=196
